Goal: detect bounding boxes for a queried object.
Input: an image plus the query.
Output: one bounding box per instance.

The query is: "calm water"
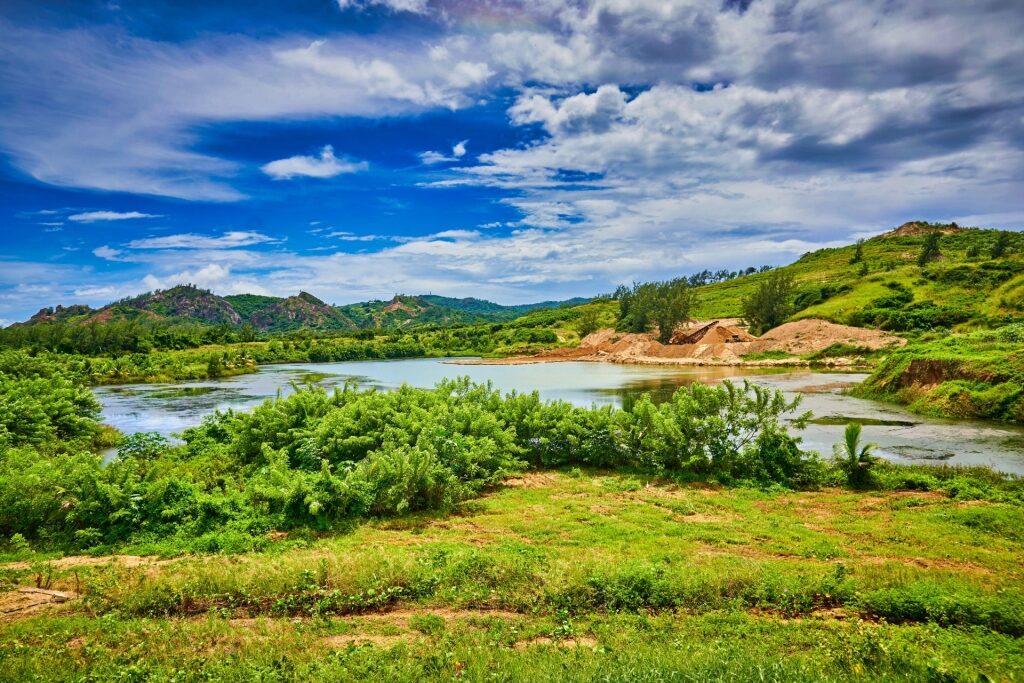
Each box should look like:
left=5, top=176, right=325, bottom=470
left=94, top=358, right=1024, bottom=474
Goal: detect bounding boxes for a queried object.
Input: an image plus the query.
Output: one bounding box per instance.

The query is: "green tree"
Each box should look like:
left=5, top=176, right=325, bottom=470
left=991, top=232, right=1010, bottom=259
left=577, top=308, right=601, bottom=338
left=917, top=231, right=941, bottom=267
left=850, top=239, right=864, bottom=264
left=834, top=422, right=876, bottom=487
left=615, top=278, right=695, bottom=343
left=741, top=270, right=796, bottom=335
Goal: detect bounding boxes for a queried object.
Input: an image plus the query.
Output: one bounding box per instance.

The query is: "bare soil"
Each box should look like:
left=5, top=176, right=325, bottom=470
left=461, top=318, right=904, bottom=367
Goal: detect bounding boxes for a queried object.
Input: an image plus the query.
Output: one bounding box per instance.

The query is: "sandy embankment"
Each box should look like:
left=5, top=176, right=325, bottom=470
left=457, top=319, right=905, bottom=367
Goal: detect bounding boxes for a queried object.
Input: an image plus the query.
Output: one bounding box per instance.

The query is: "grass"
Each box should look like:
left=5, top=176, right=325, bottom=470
left=691, top=226, right=1024, bottom=326
left=3, top=469, right=1023, bottom=680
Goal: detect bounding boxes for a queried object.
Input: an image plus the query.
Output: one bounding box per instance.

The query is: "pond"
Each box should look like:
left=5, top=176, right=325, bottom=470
left=93, top=358, right=1024, bottom=474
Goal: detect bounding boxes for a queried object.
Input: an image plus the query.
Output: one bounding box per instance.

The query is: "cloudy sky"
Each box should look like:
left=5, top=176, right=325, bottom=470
left=1, top=0, right=1022, bottom=324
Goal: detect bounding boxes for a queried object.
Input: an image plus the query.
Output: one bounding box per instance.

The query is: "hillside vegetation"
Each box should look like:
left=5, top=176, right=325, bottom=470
left=11, top=286, right=588, bottom=335
left=690, top=222, right=1024, bottom=328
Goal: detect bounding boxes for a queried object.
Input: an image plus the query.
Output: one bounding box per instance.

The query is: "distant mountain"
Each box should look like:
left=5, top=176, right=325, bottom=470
left=240, top=292, right=356, bottom=333
left=15, top=285, right=590, bottom=332
left=337, top=294, right=589, bottom=329
left=112, top=285, right=242, bottom=326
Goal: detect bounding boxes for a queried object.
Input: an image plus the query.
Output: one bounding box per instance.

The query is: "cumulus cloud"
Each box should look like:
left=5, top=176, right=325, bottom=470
left=68, top=211, right=160, bottom=223
left=420, top=139, right=469, bottom=165
left=261, top=145, right=367, bottom=180
left=142, top=264, right=271, bottom=295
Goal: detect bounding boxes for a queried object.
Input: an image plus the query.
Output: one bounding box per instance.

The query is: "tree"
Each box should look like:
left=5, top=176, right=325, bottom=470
left=917, top=231, right=941, bottom=267
left=850, top=239, right=864, bottom=264
left=577, top=308, right=601, bottom=338
left=834, top=422, right=876, bottom=487
left=741, top=270, right=795, bottom=335
left=615, top=278, right=695, bottom=343
left=991, top=232, right=1010, bottom=259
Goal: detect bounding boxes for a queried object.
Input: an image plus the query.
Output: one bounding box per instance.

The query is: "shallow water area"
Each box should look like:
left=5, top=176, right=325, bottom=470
left=93, top=358, right=1024, bottom=474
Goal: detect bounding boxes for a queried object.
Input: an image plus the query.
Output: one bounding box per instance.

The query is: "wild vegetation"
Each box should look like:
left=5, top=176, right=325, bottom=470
left=1, top=360, right=1023, bottom=679
left=614, top=278, right=695, bottom=342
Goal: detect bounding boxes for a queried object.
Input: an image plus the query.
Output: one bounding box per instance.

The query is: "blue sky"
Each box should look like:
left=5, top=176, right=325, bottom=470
left=1, top=0, right=1022, bottom=324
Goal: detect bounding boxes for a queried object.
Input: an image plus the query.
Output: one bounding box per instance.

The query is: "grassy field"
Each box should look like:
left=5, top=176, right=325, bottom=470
left=3, top=469, right=1022, bottom=681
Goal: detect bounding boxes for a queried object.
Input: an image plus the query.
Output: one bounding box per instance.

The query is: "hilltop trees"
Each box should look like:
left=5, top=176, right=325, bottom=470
left=742, top=270, right=796, bottom=335
left=615, top=278, right=695, bottom=343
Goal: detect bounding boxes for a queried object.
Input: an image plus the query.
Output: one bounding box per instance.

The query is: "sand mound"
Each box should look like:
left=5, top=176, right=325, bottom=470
left=747, top=319, right=905, bottom=356
left=471, top=318, right=905, bottom=367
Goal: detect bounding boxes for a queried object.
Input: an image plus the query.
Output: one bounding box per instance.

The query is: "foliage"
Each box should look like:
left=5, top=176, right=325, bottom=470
left=850, top=239, right=864, bottom=264
left=576, top=308, right=600, bottom=337
left=614, top=278, right=695, bottom=343
left=991, top=231, right=1010, bottom=259
left=833, top=423, right=876, bottom=487
left=0, top=376, right=823, bottom=550
left=856, top=323, right=1024, bottom=422
left=917, top=230, right=942, bottom=267
left=741, top=270, right=796, bottom=335
left=0, top=355, right=101, bottom=452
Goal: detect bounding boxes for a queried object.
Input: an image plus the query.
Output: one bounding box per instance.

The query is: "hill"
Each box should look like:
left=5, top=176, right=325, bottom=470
left=689, top=222, right=1024, bottom=329
left=13, top=286, right=589, bottom=333
left=338, top=294, right=590, bottom=329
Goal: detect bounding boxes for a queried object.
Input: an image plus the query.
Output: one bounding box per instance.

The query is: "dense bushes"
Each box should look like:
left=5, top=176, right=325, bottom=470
left=847, top=282, right=972, bottom=331
left=0, top=353, right=102, bottom=451
left=0, top=378, right=823, bottom=551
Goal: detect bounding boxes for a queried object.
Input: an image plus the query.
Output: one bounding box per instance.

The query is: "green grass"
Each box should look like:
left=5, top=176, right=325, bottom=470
left=690, top=226, right=1024, bottom=326
left=856, top=323, right=1024, bottom=421
left=3, top=470, right=1023, bottom=680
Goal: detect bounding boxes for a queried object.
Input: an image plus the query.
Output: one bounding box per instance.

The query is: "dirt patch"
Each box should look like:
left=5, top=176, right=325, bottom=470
left=514, top=635, right=598, bottom=650
left=323, top=633, right=413, bottom=648
left=0, top=588, right=78, bottom=622
left=1, top=555, right=165, bottom=571
left=884, top=222, right=962, bottom=238
left=504, top=472, right=562, bottom=489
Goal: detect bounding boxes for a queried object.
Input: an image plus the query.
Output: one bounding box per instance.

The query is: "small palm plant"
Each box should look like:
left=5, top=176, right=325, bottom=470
left=834, top=422, right=877, bottom=487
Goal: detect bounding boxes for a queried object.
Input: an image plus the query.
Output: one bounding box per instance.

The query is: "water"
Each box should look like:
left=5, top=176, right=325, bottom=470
left=94, top=358, right=1024, bottom=474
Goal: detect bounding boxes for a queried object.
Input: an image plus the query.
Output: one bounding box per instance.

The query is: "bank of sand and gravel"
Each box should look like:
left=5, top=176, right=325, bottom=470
left=460, top=318, right=905, bottom=367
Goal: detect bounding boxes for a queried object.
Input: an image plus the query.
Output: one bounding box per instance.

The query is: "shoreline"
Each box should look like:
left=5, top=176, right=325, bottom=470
left=449, top=353, right=874, bottom=369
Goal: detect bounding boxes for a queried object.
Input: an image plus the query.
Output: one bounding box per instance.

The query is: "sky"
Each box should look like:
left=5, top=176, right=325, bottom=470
left=1, top=0, right=1022, bottom=325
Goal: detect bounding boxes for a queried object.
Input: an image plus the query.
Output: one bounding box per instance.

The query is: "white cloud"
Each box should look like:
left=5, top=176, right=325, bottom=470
left=0, top=27, right=493, bottom=199
left=326, top=231, right=391, bottom=242
left=336, top=0, right=430, bottom=14
left=68, top=211, right=160, bottom=223
left=126, top=231, right=277, bottom=249
left=142, top=264, right=271, bottom=295
left=93, top=245, right=124, bottom=260
left=261, top=145, right=367, bottom=180
left=420, top=139, right=469, bottom=165
left=73, top=285, right=117, bottom=298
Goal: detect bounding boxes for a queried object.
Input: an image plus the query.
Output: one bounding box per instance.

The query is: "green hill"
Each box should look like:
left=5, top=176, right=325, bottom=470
left=690, top=222, right=1024, bottom=330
